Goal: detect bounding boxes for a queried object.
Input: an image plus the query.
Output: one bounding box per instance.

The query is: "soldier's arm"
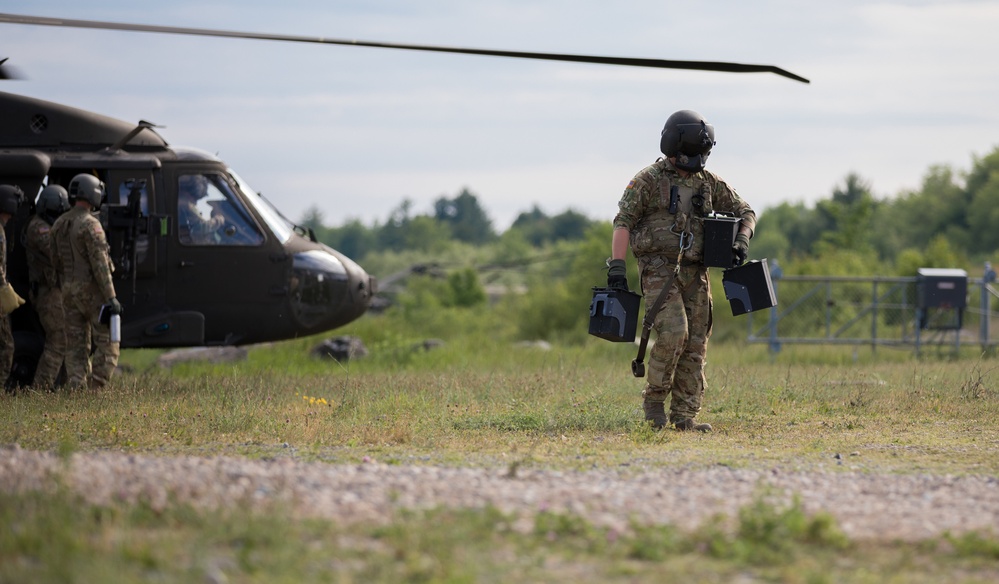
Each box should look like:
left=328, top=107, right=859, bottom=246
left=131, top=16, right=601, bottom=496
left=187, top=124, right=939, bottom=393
left=712, top=177, right=756, bottom=238
left=82, top=221, right=117, bottom=302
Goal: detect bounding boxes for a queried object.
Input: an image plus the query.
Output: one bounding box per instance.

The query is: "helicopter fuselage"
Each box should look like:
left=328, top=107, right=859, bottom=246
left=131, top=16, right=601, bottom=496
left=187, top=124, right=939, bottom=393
left=1, top=91, right=375, bottom=382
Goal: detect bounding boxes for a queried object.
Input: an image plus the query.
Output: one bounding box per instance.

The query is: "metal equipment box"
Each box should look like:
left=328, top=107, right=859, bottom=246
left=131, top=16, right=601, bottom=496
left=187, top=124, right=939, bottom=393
left=722, top=259, right=777, bottom=316
left=588, top=287, right=642, bottom=342
left=702, top=213, right=741, bottom=268
left=916, top=267, right=967, bottom=330
left=916, top=268, right=967, bottom=309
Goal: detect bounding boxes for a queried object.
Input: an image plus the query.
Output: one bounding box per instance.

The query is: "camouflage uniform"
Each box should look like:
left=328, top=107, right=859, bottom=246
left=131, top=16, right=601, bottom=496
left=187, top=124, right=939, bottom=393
left=50, top=206, right=119, bottom=388
left=24, top=214, right=67, bottom=388
left=0, top=224, right=13, bottom=379
left=614, top=158, right=756, bottom=423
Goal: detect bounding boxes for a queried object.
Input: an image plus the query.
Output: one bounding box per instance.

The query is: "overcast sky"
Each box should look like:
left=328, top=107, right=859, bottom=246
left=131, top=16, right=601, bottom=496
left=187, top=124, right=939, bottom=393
left=3, top=1, right=998, bottom=230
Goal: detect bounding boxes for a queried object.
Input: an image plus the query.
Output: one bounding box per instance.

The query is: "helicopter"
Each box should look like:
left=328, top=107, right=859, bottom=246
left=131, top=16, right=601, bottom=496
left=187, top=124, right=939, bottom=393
left=0, top=12, right=808, bottom=386
left=1, top=89, right=378, bottom=384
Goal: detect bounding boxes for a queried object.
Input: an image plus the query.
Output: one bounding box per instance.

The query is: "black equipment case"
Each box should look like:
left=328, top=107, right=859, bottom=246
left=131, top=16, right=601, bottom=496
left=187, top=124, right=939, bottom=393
left=588, top=287, right=642, bottom=342
left=721, top=259, right=777, bottom=316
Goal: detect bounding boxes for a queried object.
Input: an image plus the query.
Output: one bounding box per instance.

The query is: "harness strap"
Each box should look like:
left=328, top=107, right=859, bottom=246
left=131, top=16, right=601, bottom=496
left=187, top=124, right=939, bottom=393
left=631, top=247, right=684, bottom=378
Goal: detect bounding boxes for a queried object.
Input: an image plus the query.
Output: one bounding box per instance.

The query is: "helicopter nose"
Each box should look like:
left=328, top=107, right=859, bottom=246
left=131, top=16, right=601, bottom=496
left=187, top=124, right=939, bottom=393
left=289, top=249, right=374, bottom=332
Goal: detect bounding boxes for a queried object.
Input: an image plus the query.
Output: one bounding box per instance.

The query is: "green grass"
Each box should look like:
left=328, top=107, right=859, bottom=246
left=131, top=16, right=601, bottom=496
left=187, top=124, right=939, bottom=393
left=8, top=337, right=994, bottom=474
left=2, top=487, right=998, bottom=584
left=2, top=321, right=999, bottom=582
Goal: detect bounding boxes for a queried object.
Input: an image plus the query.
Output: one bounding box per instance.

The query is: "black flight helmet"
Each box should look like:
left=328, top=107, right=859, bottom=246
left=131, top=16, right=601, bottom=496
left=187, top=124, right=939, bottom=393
left=0, top=184, right=24, bottom=216
left=36, top=184, right=71, bottom=224
left=659, top=110, right=716, bottom=173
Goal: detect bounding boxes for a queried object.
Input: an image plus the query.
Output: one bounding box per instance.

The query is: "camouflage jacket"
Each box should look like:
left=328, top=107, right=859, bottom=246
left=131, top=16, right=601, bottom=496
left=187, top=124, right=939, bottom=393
left=0, top=223, right=7, bottom=288
left=50, top=206, right=116, bottom=302
left=613, top=158, right=756, bottom=266
left=24, top=215, right=59, bottom=289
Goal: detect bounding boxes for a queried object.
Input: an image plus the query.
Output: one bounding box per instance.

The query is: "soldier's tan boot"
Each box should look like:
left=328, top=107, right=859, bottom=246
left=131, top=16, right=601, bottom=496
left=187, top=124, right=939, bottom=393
left=674, top=418, right=712, bottom=432
left=643, top=400, right=669, bottom=429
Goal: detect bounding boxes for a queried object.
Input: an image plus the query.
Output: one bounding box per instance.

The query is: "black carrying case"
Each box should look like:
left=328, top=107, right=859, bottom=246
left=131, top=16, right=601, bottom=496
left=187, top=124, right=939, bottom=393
left=722, top=259, right=777, bottom=316
left=588, top=287, right=642, bottom=342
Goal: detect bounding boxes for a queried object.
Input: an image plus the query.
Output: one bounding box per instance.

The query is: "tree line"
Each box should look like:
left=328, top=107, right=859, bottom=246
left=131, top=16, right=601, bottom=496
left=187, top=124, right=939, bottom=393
left=302, top=146, right=999, bottom=276
left=299, top=187, right=597, bottom=262
left=297, top=146, right=998, bottom=345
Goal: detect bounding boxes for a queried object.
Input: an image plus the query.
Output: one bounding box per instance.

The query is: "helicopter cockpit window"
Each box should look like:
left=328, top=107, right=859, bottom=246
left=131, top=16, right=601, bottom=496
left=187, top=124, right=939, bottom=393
left=177, top=173, right=264, bottom=246
left=229, top=170, right=293, bottom=244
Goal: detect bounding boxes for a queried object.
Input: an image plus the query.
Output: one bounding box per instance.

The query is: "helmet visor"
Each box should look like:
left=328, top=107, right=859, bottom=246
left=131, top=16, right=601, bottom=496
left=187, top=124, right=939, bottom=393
left=675, top=122, right=715, bottom=156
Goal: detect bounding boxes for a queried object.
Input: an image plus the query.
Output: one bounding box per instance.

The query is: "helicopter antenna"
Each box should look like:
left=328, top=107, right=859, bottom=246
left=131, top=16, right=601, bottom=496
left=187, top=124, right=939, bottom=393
left=0, top=13, right=810, bottom=83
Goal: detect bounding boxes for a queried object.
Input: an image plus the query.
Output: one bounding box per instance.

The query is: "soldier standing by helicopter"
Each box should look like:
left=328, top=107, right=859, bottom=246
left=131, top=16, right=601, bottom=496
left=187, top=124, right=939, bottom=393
left=24, top=185, right=71, bottom=389
left=50, top=174, right=122, bottom=390
left=0, top=184, right=27, bottom=386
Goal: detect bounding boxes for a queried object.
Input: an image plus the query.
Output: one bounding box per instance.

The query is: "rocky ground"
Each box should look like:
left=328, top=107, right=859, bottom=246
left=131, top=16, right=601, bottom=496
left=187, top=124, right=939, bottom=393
left=2, top=443, right=997, bottom=542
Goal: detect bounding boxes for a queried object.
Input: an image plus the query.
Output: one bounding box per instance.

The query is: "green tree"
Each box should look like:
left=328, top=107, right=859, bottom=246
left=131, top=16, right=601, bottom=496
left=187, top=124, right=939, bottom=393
left=964, top=148, right=999, bottom=256
left=550, top=209, right=594, bottom=242
left=400, top=215, right=453, bottom=253
left=755, top=201, right=826, bottom=259
left=510, top=205, right=552, bottom=246
left=814, top=173, right=877, bottom=254
left=324, top=219, right=378, bottom=260
left=433, top=188, right=496, bottom=244
left=447, top=268, right=487, bottom=307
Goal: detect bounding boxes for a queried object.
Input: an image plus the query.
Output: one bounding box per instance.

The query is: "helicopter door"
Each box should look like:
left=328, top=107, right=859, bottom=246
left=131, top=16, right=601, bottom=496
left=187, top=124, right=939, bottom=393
left=104, top=170, right=158, bottom=280
left=165, top=170, right=287, bottom=345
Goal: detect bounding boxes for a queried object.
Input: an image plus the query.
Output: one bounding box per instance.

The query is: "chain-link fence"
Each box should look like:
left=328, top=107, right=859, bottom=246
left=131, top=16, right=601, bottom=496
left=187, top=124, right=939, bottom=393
left=745, top=263, right=999, bottom=357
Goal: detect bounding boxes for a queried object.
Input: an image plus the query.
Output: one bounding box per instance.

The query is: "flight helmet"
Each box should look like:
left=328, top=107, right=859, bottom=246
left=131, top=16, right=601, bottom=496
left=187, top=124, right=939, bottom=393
left=0, top=184, right=24, bottom=216
left=36, top=184, right=71, bottom=224
left=68, top=173, right=106, bottom=210
left=659, top=110, right=716, bottom=173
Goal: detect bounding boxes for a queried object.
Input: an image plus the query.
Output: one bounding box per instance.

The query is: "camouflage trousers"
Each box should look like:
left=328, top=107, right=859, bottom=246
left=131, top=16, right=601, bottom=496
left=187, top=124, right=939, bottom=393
left=0, top=314, right=12, bottom=384
left=62, top=282, right=119, bottom=389
left=640, top=262, right=713, bottom=422
left=29, top=284, right=67, bottom=389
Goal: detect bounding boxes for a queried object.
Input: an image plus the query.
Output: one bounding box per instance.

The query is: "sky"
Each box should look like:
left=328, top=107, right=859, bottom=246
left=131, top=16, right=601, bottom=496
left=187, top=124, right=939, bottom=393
left=2, top=1, right=998, bottom=231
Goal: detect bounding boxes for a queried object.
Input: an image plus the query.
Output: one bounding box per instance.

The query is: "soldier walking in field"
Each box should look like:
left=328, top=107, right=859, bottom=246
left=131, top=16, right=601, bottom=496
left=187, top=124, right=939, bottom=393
left=24, top=184, right=72, bottom=389
left=50, top=174, right=122, bottom=389
left=607, top=110, right=756, bottom=432
left=0, top=184, right=27, bottom=387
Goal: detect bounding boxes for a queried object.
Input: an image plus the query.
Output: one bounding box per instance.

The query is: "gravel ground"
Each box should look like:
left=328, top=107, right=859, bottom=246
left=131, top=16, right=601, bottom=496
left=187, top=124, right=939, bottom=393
left=2, top=443, right=997, bottom=542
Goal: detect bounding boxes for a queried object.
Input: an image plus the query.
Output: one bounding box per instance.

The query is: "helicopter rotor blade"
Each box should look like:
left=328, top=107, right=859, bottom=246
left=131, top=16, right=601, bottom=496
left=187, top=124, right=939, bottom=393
left=0, top=12, right=810, bottom=84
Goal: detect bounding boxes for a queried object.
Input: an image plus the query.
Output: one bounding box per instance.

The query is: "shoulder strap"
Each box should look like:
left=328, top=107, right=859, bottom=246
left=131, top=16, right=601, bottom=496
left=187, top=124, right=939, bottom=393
left=631, top=260, right=681, bottom=378
left=658, top=175, right=672, bottom=209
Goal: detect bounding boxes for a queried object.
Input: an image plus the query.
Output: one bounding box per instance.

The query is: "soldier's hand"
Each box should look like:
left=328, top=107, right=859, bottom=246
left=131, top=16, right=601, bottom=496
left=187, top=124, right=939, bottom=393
left=108, top=297, right=123, bottom=316
left=606, top=259, right=629, bottom=290
left=0, top=284, right=25, bottom=316
left=732, top=233, right=750, bottom=267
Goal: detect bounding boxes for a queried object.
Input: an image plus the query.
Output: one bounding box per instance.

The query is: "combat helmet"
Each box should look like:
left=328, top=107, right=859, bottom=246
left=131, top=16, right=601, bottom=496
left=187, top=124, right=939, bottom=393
left=659, top=110, right=716, bottom=173
left=0, top=184, right=24, bottom=216
left=36, top=184, right=71, bottom=224
left=68, top=173, right=106, bottom=210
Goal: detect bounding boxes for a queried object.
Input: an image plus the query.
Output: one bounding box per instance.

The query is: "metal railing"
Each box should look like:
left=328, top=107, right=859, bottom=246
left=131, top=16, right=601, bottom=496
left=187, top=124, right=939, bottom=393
left=746, top=262, right=999, bottom=356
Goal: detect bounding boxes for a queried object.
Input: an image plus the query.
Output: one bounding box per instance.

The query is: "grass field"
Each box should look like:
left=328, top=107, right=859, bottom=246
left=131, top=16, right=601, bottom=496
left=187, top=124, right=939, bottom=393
left=2, top=332, right=998, bottom=583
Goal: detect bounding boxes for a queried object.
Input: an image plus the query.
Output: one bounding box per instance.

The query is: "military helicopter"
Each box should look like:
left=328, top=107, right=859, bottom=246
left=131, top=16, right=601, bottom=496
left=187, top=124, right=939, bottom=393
left=0, top=12, right=807, bottom=385
left=1, top=89, right=378, bottom=381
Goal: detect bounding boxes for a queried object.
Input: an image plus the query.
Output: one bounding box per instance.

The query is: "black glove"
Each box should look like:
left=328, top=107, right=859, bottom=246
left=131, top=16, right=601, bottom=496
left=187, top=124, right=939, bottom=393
left=606, top=259, right=629, bottom=290
left=108, top=297, right=123, bottom=316
left=732, top=233, right=750, bottom=267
